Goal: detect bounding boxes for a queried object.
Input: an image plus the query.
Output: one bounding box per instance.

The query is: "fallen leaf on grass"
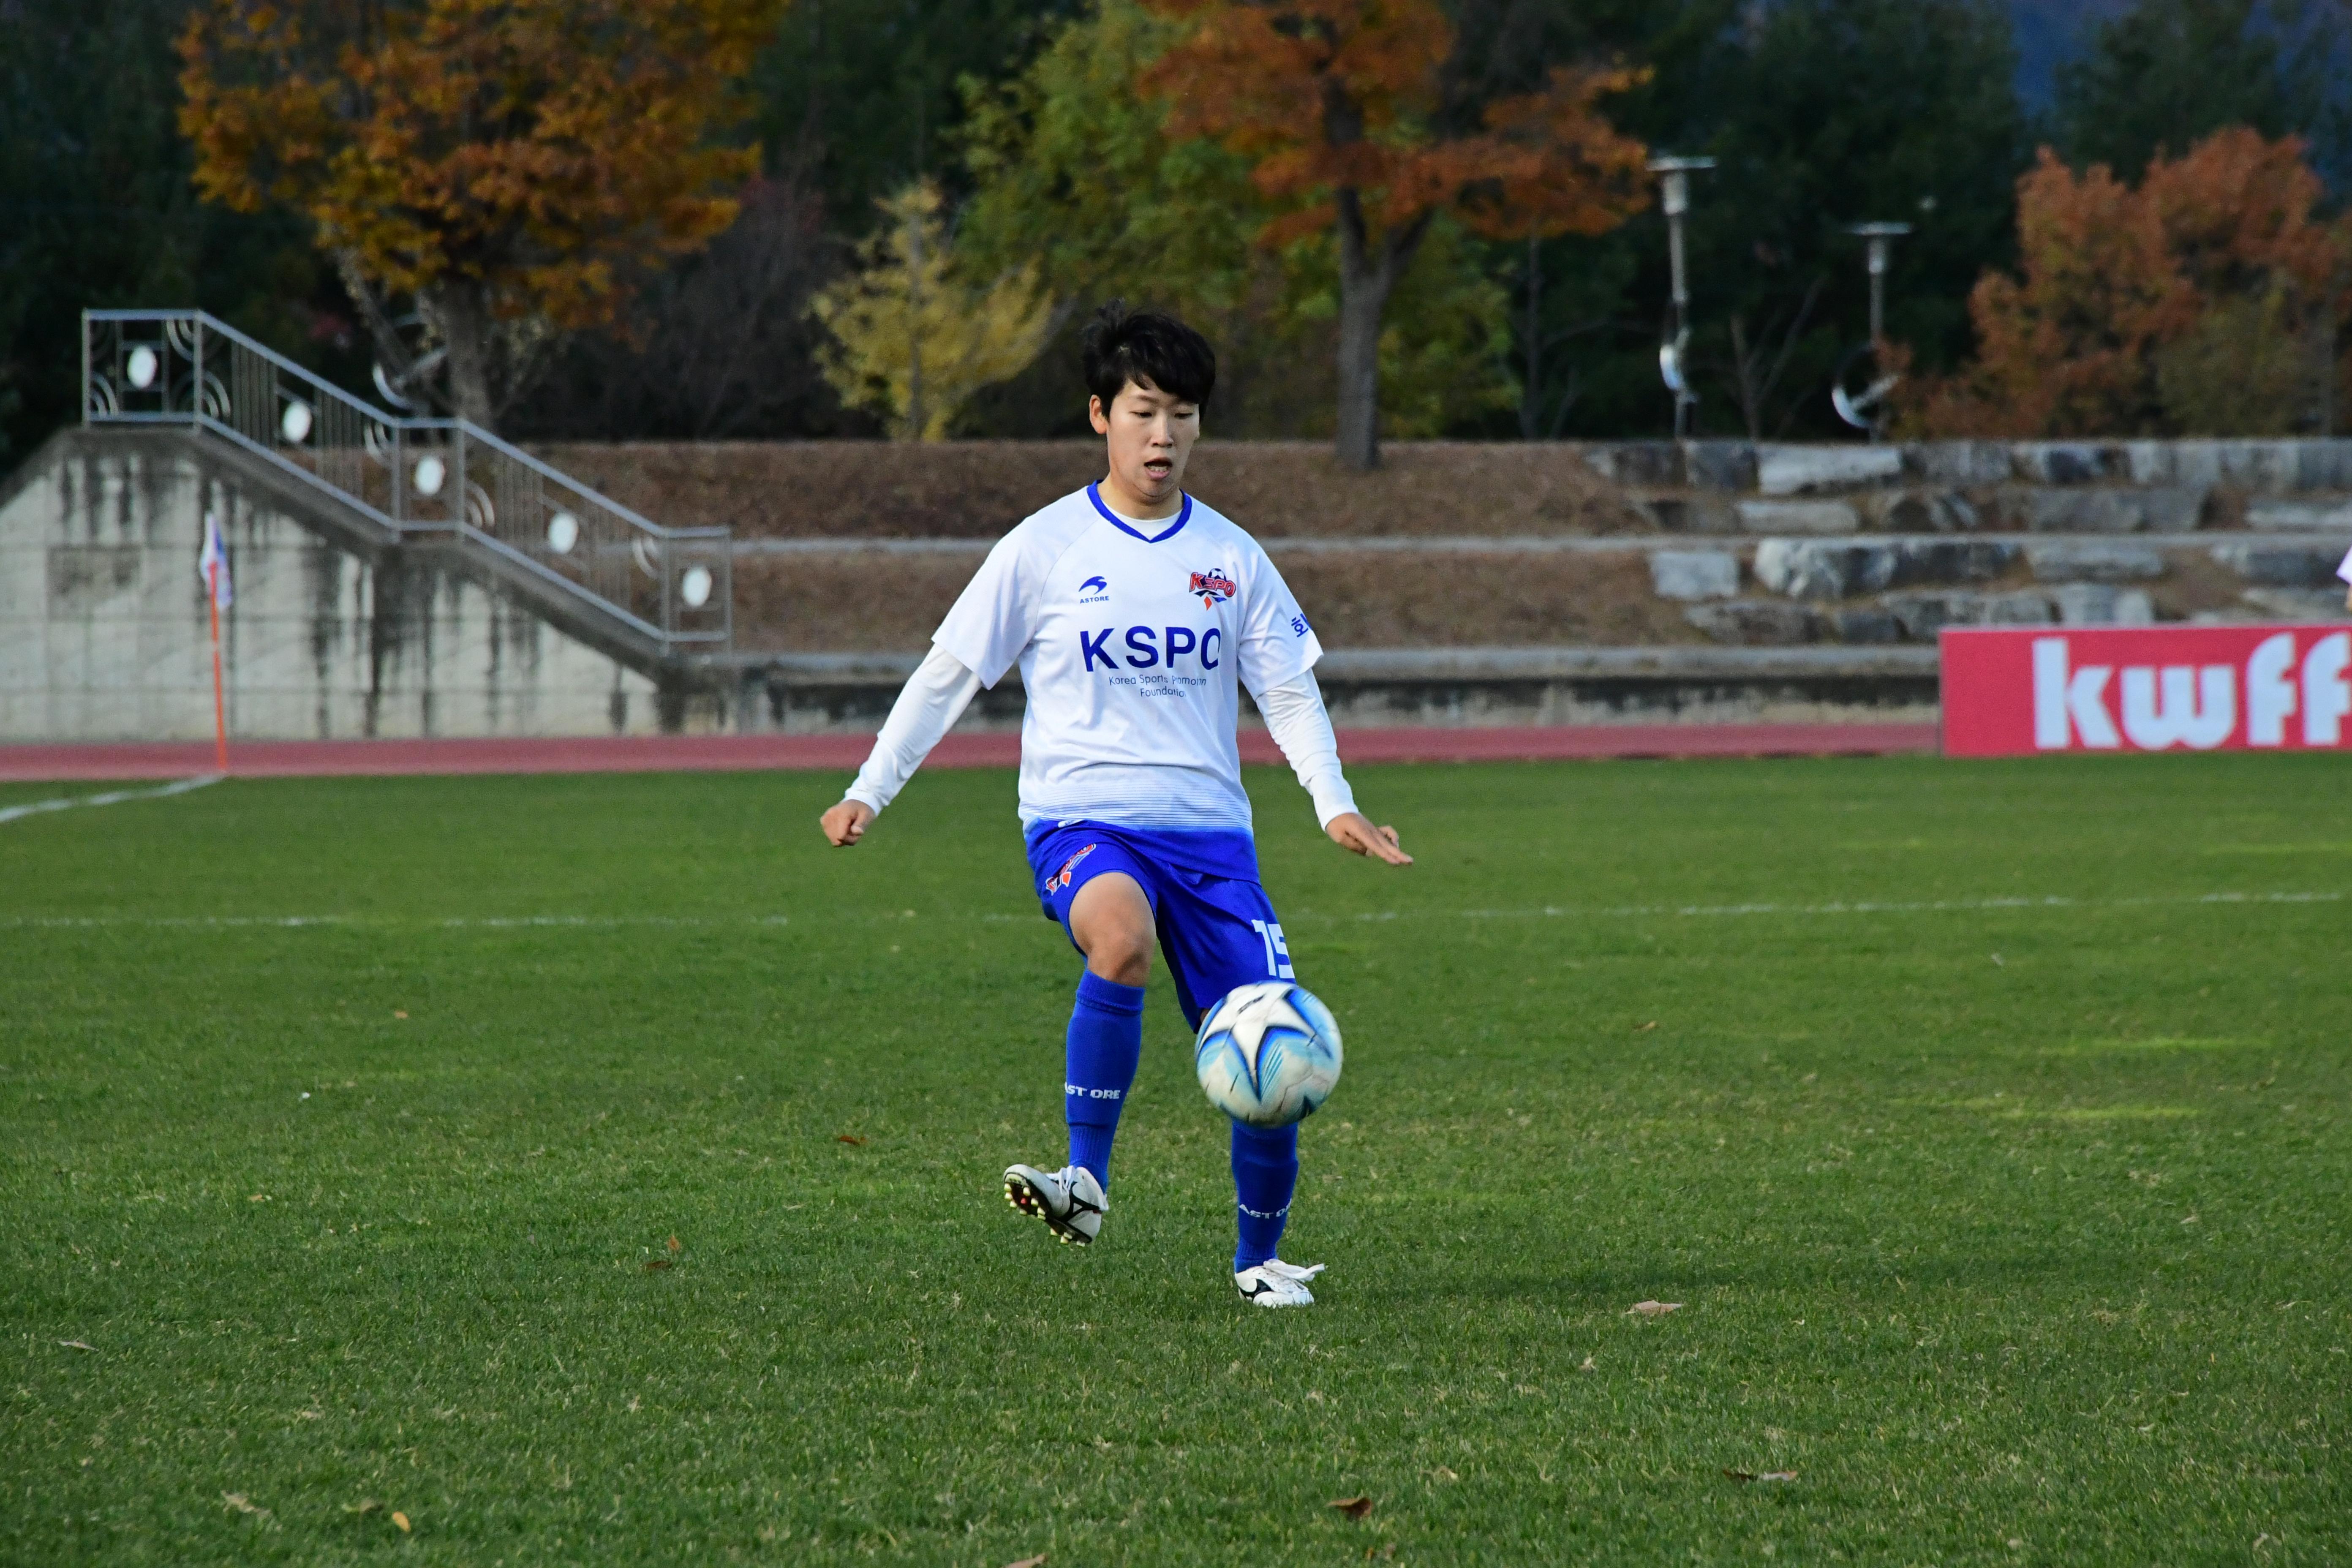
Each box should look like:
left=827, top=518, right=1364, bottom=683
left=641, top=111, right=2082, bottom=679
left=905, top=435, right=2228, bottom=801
left=1634, top=1021, right=1658, bottom=1032
left=392, top=1511, right=411, bottom=1532
left=1328, top=1495, right=1375, bottom=1520
left=1002, top=1556, right=1046, bottom=1568
left=1430, top=1465, right=1459, bottom=1482
left=393, top=1010, right=408, bottom=1020
left=58, top=1339, right=93, bottom=1352
left=667, top=1234, right=681, bottom=1253
left=643, top=1258, right=672, bottom=1272
left=1366, top=1545, right=1397, bottom=1561
left=342, top=1500, right=381, bottom=1516
left=836, top=1135, right=867, bottom=1146
left=1626, top=1301, right=1682, bottom=1317
left=1724, top=1470, right=1797, bottom=1483
left=1577, top=1355, right=1597, bottom=1373
left=221, top=1492, right=270, bottom=1518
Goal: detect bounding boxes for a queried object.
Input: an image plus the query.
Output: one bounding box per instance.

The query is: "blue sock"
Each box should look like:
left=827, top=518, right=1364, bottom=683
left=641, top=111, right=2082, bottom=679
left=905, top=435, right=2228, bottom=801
left=1064, top=969, right=1145, bottom=1189
left=1230, top=1120, right=1300, bottom=1272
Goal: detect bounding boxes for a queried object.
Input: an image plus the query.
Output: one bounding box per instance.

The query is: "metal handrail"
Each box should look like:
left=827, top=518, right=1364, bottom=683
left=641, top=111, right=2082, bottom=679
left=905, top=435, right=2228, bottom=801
left=82, top=308, right=730, bottom=654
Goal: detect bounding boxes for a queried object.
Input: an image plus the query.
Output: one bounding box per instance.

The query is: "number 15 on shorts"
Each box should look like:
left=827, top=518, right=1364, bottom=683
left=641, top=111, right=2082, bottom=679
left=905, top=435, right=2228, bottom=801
left=1250, top=919, right=1295, bottom=979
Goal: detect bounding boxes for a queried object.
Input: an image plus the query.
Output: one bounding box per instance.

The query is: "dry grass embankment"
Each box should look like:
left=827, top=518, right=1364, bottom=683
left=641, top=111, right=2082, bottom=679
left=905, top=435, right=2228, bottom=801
left=731, top=549, right=1698, bottom=653
left=536, top=440, right=1643, bottom=539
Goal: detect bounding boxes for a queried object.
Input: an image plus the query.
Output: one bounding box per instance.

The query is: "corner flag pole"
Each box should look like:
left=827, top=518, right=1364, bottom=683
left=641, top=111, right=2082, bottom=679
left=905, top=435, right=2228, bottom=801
left=206, top=561, right=228, bottom=775
left=198, top=511, right=231, bottom=776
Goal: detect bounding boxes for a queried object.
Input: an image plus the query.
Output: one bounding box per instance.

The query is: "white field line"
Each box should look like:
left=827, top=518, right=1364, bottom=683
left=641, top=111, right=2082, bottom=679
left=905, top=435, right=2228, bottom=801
left=0, top=775, right=221, bottom=827
left=1431, top=890, right=2344, bottom=921
left=0, top=888, right=2336, bottom=933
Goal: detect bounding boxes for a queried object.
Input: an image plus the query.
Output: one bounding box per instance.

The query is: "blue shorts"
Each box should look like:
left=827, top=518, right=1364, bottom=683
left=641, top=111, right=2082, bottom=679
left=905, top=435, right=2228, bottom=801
left=1026, top=820, right=1296, bottom=1030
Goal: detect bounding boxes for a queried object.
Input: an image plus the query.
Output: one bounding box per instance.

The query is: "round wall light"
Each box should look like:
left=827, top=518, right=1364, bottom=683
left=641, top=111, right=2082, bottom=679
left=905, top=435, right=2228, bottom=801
left=547, top=511, right=580, bottom=554
left=681, top=566, right=713, bottom=609
left=126, top=346, right=159, bottom=390
left=413, top=455, right=447, bottom=498
left=280, top=399, right=313, bottom=444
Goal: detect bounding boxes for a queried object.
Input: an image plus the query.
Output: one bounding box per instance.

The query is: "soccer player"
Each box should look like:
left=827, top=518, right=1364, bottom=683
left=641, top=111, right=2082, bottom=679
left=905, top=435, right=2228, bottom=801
left=818, top=302, right=1410, bottom=1308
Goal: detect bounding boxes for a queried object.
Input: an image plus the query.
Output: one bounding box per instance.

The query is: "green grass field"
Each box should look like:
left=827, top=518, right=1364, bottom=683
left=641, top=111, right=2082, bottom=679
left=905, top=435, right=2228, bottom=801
left=4, top=755, right=2347, bottom=1565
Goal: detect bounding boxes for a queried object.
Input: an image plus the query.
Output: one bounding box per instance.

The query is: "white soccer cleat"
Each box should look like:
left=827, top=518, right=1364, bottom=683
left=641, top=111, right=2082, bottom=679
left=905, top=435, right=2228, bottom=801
left=1002, top=1162, right=1107, bottom=1246
left=1235, top=1257, right=1325, bottom=1307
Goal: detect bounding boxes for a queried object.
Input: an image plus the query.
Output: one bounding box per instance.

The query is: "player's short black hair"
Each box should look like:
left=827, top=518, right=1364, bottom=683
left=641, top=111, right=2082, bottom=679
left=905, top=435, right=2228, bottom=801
left=1081, top=300, right=1216, bottom=408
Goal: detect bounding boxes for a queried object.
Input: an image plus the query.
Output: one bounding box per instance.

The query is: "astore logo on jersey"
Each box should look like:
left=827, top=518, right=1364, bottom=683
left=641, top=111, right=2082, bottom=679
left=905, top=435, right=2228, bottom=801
left=1077, top=574, right=1110, bottom=604
left=1189, top=569, right=1236, bottom=609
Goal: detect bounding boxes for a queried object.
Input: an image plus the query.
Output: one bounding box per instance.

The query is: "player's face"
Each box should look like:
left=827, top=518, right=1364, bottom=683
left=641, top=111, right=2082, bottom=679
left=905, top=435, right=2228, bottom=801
left=1090, top=378, right=1199, bottom=516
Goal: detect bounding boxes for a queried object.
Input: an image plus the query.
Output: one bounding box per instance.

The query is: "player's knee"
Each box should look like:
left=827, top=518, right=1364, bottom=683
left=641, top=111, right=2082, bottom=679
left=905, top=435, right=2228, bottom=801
left=1086, top=925, right=1153, bottom=986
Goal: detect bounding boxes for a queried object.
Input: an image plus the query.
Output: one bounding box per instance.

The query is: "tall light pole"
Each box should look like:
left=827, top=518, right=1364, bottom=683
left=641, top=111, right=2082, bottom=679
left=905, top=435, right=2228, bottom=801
left=1648, top=155, right=1714, bottom=438
left=1649, top=156, right=1715, bottom=438
left=1832, top=221, right=1911, bottom=441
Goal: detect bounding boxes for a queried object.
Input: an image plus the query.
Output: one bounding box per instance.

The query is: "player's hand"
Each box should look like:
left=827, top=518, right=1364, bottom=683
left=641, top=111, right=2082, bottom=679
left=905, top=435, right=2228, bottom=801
left=820, top=799, right=875, bottom=847
left=1326, top=812, right=1411, bottom=866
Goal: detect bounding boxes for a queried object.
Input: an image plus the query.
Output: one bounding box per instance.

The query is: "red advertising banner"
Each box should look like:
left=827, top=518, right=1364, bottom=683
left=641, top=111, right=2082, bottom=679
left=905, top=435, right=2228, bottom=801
left=1940, top=624, right=2352, bottom=758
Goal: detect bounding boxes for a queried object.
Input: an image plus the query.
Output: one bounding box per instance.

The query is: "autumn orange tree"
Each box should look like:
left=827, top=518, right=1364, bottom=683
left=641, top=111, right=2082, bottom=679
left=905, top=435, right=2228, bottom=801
left=1142, top=0, right=1649, bottom=468
left=1910, top=128, right=2352, bottom=438
left=180, top=0, right=784, bottom=428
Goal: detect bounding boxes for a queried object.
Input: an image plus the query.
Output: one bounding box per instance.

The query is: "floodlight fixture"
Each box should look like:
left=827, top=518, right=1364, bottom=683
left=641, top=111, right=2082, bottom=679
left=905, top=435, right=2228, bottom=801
left=1647, top=155, right=1716, bottom=437
left=1843, top=222, right=1913, bottom=343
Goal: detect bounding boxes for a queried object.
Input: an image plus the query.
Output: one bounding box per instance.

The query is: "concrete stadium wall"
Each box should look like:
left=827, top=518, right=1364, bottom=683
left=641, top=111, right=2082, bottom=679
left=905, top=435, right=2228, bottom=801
left=0, top=431, right=669, bottom=743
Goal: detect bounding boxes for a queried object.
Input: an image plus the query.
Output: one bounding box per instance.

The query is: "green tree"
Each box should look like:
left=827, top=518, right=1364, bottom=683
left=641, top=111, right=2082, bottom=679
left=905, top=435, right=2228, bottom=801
left=1518, top=0, right=2028, bottom=440
left=752, top=0, right=1081, bottom=226
left=2055, top=0, right=2344, bottom=181
left=954, top=0, right=1516, bottom=440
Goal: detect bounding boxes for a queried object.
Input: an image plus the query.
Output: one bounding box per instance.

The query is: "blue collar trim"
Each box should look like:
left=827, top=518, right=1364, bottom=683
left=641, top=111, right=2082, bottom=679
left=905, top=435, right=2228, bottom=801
left=1088, top=483, right=1191, bottom=544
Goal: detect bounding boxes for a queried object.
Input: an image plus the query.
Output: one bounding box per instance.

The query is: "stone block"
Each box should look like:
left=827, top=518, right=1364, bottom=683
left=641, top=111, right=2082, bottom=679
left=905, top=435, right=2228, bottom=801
left=1832, top=608, right=1906, bottom=645
left=2025, top=541, right=2165, bottom=582
left=1883, top=590, right=2055, bottom=640
left=2210, top=544, right=2337, bottom=587
left=2018, top=488, right=2171, bottom=532
left=1681, top=441, right=1756, bottom=491
left=1683, top=599, right=1827, bottom=646
left=1736, top=499, right=1861, bottom=534
left=2301, top=441, right=2352, bottom=490
left=1908, top=442, right=2011, bottom=485
left=2051, top=584, right=2155, bottom=626
left=1649, top=550, right=1741, bottom=601
left=2139, top=486, right=2207, bottom=531
left=2012, top=443, right=2118, bottom=483
left=2214, top=441, right=2302, bottom=492
left=2245, top=497, right=2352, bottom=533
left=1889, top=539, right=2019, bottom=586
left=1754, top=539, right=1897, bottom=600
left=1754, top=444, right=1903, bottom=496
left=2123, top=441, right=2174, bottom=486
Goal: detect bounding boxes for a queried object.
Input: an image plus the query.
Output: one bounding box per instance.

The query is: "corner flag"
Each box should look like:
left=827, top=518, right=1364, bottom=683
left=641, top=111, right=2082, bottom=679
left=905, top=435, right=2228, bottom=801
left=198, top=511, right=232, bottom=608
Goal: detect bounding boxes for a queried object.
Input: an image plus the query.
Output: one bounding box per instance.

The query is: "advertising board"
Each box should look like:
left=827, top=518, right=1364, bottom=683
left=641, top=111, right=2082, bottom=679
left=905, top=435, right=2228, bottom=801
left=1940, top=625, right=2352, bottom=758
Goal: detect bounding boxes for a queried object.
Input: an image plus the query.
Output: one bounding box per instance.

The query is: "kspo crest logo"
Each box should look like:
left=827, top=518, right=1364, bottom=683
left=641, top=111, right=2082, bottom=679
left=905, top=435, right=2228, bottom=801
left=1189, top=569, right=1237, bottom=610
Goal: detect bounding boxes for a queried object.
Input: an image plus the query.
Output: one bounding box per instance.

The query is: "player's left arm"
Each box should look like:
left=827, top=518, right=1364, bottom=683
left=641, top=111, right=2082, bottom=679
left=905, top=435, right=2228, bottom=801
left=1256, top=670, right=1411, bottom=867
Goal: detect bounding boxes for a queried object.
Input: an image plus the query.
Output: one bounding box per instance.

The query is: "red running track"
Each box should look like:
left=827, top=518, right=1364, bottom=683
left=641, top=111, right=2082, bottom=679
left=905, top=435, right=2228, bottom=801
left=0, top=724, right=1936, bottom=782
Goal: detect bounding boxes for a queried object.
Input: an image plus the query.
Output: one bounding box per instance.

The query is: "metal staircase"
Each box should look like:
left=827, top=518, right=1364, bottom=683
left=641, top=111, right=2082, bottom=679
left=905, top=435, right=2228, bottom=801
left=82, top=309, right=729, bottom=664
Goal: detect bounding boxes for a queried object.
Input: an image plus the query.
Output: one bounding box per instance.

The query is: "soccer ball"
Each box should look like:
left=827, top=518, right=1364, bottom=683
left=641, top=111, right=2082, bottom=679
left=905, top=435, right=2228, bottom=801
left=1193, top=982, right=1343, bottom=1128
